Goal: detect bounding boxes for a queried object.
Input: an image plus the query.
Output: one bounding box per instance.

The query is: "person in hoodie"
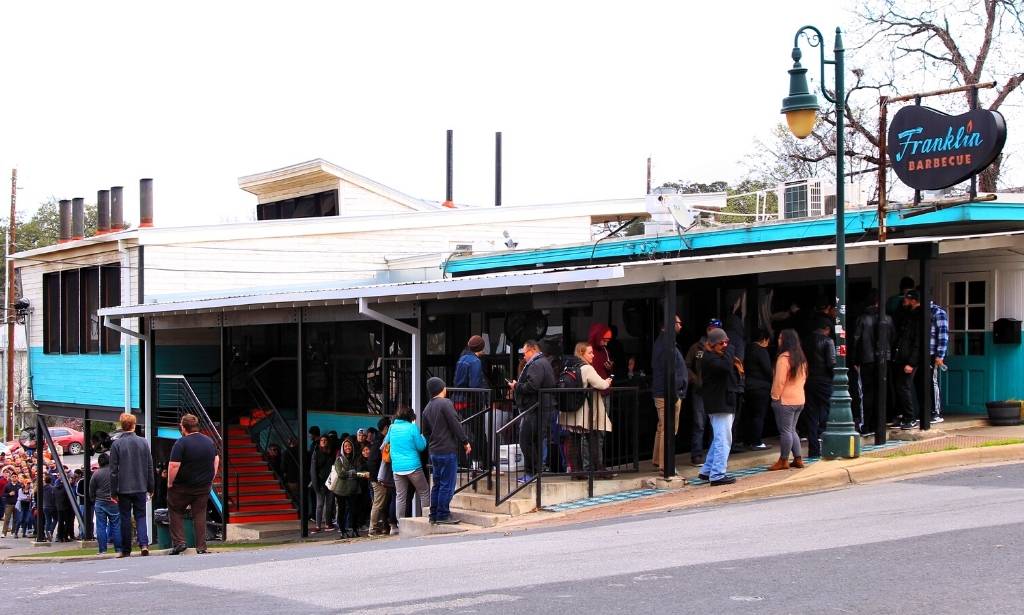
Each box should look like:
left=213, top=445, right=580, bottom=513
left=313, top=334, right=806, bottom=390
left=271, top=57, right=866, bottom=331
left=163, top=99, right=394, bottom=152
left=685, top=319, right=723, bottom=466
left=742, top=329, right=773, bottom=450
left=421, top=377, right=471, bottom=525
left=329, top=438, right=367, bottom=538
left=452, top=335, right=488, bottom=469
left=310, top=435, right=336, bottom=533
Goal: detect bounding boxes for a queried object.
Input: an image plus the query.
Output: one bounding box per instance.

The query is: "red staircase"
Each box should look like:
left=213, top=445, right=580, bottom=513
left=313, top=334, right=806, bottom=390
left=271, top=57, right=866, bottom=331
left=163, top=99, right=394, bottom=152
left=226, top=425, right=298, bottom=524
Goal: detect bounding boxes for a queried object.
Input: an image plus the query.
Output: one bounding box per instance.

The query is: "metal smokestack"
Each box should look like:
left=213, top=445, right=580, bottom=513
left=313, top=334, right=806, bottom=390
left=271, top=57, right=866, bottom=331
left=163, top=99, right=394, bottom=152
left=71, top=198, right=85, bottom=240
left=97, top=189, right=110, bottom=234
left=443, top=129, right=454, bottom=208
left=494, top=132, right=502, bottom=207
left=58, top=199, right=72, bottom=243
left=139, top=178, right=153, bottom=227
left=110, top=186, right=124, bottom=230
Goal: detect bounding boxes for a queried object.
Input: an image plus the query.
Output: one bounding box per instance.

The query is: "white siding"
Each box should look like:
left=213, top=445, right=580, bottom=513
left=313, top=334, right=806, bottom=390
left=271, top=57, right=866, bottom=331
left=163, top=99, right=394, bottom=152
left=997, top=268, right=1024, bottom=321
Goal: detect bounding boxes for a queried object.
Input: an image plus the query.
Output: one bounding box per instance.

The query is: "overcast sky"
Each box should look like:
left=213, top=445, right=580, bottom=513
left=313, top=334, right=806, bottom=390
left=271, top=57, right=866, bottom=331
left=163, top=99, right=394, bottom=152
left=2, top=1, right=1002, bottom=227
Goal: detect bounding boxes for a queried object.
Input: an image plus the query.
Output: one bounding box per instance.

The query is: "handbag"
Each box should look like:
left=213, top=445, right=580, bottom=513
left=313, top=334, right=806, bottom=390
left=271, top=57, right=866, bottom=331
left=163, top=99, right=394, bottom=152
left=325, top=464, right=339, bottom=491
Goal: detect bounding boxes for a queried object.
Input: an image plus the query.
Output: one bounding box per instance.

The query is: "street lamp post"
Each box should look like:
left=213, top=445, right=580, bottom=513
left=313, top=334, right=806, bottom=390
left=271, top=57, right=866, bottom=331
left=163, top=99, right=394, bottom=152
left=781, top=26, right=861, bottom=459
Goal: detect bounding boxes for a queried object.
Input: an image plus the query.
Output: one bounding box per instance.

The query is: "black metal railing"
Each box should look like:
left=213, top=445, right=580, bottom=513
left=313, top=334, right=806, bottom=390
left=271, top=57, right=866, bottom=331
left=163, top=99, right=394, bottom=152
left=447, top=387, right=493, bottom=495
left=380, top=357, right=412, bottom=416
left=248, top=408, right=302, bottom=508
left=492, top=386, right=640, bottom=508
left=156, top=375, right=225, bottom=513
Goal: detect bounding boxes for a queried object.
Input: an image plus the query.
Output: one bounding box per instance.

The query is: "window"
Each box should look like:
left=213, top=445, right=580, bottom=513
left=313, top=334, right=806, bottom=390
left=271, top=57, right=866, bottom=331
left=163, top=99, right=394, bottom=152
left=256, top=189, right=339, bottom=221
left=784, top=183, right=808, bottom=218
left=81, top=267, right=100, bottom=353
left=43, top=263, right=122, bottom=355
left=60, top=270, right=80, bottom=354
left=101, top=265, right=120, bottom=352
left=43, top=273, right=60, bottom=353
left=948, top=278, right=986, bottom=356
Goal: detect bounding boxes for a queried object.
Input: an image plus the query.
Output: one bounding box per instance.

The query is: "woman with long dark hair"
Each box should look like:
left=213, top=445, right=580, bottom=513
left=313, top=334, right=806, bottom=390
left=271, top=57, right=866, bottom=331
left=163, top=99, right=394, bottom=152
left=769, top=329, right=808, bottom=470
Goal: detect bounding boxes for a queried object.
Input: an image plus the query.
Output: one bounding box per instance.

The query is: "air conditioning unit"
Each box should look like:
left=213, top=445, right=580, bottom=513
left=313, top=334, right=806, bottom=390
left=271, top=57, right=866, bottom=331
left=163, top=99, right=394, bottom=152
left=776, top=178, right=837, bottom=220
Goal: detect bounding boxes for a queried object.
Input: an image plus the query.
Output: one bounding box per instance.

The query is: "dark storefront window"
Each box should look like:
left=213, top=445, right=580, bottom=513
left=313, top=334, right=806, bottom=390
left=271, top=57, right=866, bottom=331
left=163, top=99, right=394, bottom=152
left=81, top=267, right=100, bottom=353
left=101, top=265, right=121, bottom=352
left=257, top=189, right=339, bottom=221
left=60, top=270, right=80, bottom=354
left=43, top=273, right=60, bottom=353
left=43, top=263, right=121, bottom=355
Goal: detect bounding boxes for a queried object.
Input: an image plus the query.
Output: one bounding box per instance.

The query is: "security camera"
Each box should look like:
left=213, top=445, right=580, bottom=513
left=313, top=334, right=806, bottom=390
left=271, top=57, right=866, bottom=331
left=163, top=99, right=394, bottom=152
left=502, top=230, right=518, bottom=249
left=14, top=298, right=29, bottom=311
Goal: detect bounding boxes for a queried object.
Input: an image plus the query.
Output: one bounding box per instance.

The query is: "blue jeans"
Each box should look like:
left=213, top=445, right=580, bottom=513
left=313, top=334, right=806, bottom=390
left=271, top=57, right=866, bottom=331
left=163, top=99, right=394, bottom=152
left=94, top=500, right=122, bottom=553
left=117, top=492, right=149, bottom=553
left=44, top=508, right=57, bottom=537
left=429, top=453, right=458, bottom=521
left=701, top=413, right=735, bottom=481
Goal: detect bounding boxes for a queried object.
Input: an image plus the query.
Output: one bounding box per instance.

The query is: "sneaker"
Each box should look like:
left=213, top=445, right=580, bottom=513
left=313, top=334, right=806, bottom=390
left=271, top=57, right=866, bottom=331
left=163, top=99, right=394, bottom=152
left=140, top=547, right=150, bottom=556
left=171, top=544, right=187, bottom=555
left=517, top=474, right=534, bottom=485
left=749, top=443, right=768, bottom=450
left=710, top=475, right=737, bottom=486
left=900, top=420, right=920, bottom=430
left=697, top=473, right=709, bottom=481
left=435, top=518, right=461, bottom=525
left=931, top=415, right=945, bottom=423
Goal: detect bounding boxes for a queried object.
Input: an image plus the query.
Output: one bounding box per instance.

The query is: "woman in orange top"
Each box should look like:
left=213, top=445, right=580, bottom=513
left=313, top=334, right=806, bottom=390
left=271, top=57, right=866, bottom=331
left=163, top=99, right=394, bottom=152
left=769, top=329, right=808, bottom=470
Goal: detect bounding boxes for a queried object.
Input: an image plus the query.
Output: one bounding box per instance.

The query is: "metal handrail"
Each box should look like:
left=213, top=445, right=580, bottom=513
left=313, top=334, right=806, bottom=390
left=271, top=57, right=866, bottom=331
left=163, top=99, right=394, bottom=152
left=157, top=374, right=222, bottom=450
left=494, top=401, right=538, bottom=507
left=447, top=387, right=493, bottom=495
left=36, top=417, right=86, bottom=538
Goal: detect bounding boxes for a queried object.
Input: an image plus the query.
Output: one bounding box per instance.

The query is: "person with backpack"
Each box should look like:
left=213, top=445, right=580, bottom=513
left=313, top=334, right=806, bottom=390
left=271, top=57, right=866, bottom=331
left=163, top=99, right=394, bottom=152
left=368, top=417, right=392, bottom=536
left=558, top=342, right=614, bottom=477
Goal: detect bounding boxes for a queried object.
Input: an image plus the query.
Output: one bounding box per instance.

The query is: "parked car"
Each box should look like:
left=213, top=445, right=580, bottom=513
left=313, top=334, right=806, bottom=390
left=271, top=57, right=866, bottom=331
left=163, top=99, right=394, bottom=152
left=15, top=426, right=85, bottom=455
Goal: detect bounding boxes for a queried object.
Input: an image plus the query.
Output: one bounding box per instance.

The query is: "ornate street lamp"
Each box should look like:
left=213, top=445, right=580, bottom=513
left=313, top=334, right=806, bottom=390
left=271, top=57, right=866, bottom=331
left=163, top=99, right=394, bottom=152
left=781, top=26, right=861, bottom=459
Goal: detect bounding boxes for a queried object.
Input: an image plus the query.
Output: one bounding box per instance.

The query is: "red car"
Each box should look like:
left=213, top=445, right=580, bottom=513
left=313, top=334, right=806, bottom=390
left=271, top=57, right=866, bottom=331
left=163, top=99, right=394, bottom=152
left=8, top=426, right=86, bottom=455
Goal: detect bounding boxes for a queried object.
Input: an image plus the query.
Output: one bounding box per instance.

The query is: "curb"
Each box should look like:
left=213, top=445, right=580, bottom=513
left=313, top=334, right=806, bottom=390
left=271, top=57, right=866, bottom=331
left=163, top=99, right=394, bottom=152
left=718, top=443, right=1024, bottom=503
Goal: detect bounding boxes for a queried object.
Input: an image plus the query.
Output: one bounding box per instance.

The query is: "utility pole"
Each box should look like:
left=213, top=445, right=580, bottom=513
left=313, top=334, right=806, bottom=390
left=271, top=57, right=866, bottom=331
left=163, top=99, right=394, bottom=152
left=6, top=168, right=16, bottom=441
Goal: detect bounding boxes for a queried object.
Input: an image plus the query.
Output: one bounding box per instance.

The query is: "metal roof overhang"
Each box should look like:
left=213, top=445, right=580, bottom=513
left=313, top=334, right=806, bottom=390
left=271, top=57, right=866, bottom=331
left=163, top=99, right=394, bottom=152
left=98, top=229, right=1023, bottom=320
left=98, top=266, right=628, bottom=319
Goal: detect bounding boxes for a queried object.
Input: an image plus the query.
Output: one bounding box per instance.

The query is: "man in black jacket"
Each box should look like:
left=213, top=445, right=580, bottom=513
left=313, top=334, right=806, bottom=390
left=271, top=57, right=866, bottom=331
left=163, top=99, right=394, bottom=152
left=851, top=290, right=894, bottom=434
left=804, top=318, right=836, bottom=457
left=698, top=328, right=739, bottom=485
left=743, top=329, right=773, bottom=449
left=422, top=377, right=471, bottom=525
left=893, top=290, right=924, bottom=429
left=514, top=339, right=556, bottom=483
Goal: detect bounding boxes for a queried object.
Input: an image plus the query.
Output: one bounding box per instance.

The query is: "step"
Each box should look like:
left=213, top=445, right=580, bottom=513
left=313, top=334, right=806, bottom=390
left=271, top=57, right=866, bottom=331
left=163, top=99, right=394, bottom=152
left=230, top=460, right=270, bottom=469
left=397, top=517, right=478, bottom=539
left=449, top=508, right=509, bottom=528
left=230, top=467, right=276, bottom=477
left=229, top=483, right=286, bottom=495
left=229, top=511, right=299, bottom=524
left=228, top=494, right=293, bottom=505
left=450, top=491, right=535, bottom=516
left=236, top=502, right=298, bottom=513
left=225, top=520, right=300, bottom=541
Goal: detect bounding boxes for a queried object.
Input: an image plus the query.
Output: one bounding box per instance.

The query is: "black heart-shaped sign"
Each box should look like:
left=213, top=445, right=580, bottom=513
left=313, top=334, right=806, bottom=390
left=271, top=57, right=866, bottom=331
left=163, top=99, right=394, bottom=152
left=888, top=106, right=1007, bottom=191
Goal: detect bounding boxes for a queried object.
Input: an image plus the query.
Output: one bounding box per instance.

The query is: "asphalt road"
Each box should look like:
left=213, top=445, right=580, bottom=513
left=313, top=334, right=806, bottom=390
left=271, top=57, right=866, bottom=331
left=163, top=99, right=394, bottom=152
left=3, top=463, right=1023, bottom=614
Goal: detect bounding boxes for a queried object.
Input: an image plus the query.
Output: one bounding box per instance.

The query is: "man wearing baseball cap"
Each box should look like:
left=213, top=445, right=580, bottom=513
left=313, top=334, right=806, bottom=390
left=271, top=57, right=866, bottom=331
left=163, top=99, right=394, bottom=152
left=698, top=327, right=739, bottom=485
left=684, top=318, right=724, bottom=466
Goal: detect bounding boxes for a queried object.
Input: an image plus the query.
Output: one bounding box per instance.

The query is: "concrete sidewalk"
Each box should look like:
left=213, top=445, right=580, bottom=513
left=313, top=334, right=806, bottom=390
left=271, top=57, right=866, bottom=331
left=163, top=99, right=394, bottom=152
left=487, top=418, right=1024, bottom=533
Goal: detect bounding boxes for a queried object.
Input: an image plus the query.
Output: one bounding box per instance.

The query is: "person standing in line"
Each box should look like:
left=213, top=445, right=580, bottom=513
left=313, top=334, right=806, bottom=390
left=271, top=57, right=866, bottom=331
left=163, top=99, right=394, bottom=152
left=41, top=475, right=58, bottom=539
left=850, top=290, right=893, bottom=434
left=421, top=377, right=471, bottom=525
left=384, top=406, right=428, bottom=525
left=109, top=412, right=154, bottom=557
left=685, top=319, right=722, bottom=466
left=698, top=328, right=739, bottom=486
left=310, top=435, right=336, bottom=533
left=559, top=342, right=614, bottom=477
left=928, top=299, right=949, bottom=423
left=769, top=329, right=808, bottom=470
left=651, top=314, right=687, bottom=471
left=55, top=472, right=74, bottom=542
left=329, top=438, right=366, bottom=538
left=1, top=471, right=17, bottom=536
left=452, top=335, right=488, bottom=469
left=513, top=339, right=557, bottom=484
left=89, top=453, right=122, bottom=554
left=743, top=329, right=773, bottom=450
left=803, top=318, right=835, bottom=457
left=15, top=477, right=33, bottom=537
left=368, top=417, right=392, bottom=536
left=167, top=414, right=219, bottom=555
left=894, top=290, right=925, bottom=429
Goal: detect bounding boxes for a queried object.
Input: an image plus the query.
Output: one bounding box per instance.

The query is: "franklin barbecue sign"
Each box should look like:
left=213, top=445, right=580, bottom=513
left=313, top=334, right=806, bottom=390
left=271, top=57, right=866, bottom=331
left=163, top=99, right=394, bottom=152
left=888, top=106, right=1007, bottom=191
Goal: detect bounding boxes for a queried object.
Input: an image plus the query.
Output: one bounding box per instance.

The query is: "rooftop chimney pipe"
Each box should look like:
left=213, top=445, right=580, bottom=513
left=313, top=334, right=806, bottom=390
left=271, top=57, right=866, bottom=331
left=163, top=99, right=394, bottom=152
left=139, top=178, right=153, bottom=227
left=71, top=197, right=85, bottom=240
left=443, top=129, right=455, bottom=208
left=97, top=189, right=110, bottom=234
left=495, top=132, right=502, bottom=207
left=58, top=199, right=72, bottom=243
left=110, top=186, right=124, bottom=230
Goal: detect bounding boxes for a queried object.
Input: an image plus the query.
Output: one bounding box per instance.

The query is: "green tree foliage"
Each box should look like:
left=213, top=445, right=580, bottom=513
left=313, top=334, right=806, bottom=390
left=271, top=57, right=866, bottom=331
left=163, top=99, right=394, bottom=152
left=0, top=197, right=98, bottom=293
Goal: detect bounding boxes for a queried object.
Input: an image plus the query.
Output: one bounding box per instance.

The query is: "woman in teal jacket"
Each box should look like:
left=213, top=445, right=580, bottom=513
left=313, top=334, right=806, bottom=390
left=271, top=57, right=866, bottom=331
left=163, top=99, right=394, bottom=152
left=383, top=406, right=428, bottom=523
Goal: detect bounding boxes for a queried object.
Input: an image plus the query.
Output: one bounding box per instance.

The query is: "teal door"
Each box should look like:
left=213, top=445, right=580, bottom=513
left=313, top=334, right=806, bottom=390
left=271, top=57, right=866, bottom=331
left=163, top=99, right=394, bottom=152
left=942, top=276, right=990, bottom=414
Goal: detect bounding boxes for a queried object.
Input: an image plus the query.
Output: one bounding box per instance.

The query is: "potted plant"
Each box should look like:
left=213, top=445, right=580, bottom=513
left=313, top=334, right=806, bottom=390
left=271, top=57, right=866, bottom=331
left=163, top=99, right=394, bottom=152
left=985, top=399, right=1023, bottom=426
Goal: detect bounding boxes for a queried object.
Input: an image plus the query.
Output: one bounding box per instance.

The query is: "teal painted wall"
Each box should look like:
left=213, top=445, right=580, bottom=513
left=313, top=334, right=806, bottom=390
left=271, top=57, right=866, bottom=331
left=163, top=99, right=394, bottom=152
left=990, top=337, right=1024, bottom=403
left=308, top=411, right=382, bottom=437
left=30, top=346, right=140, bottom=409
